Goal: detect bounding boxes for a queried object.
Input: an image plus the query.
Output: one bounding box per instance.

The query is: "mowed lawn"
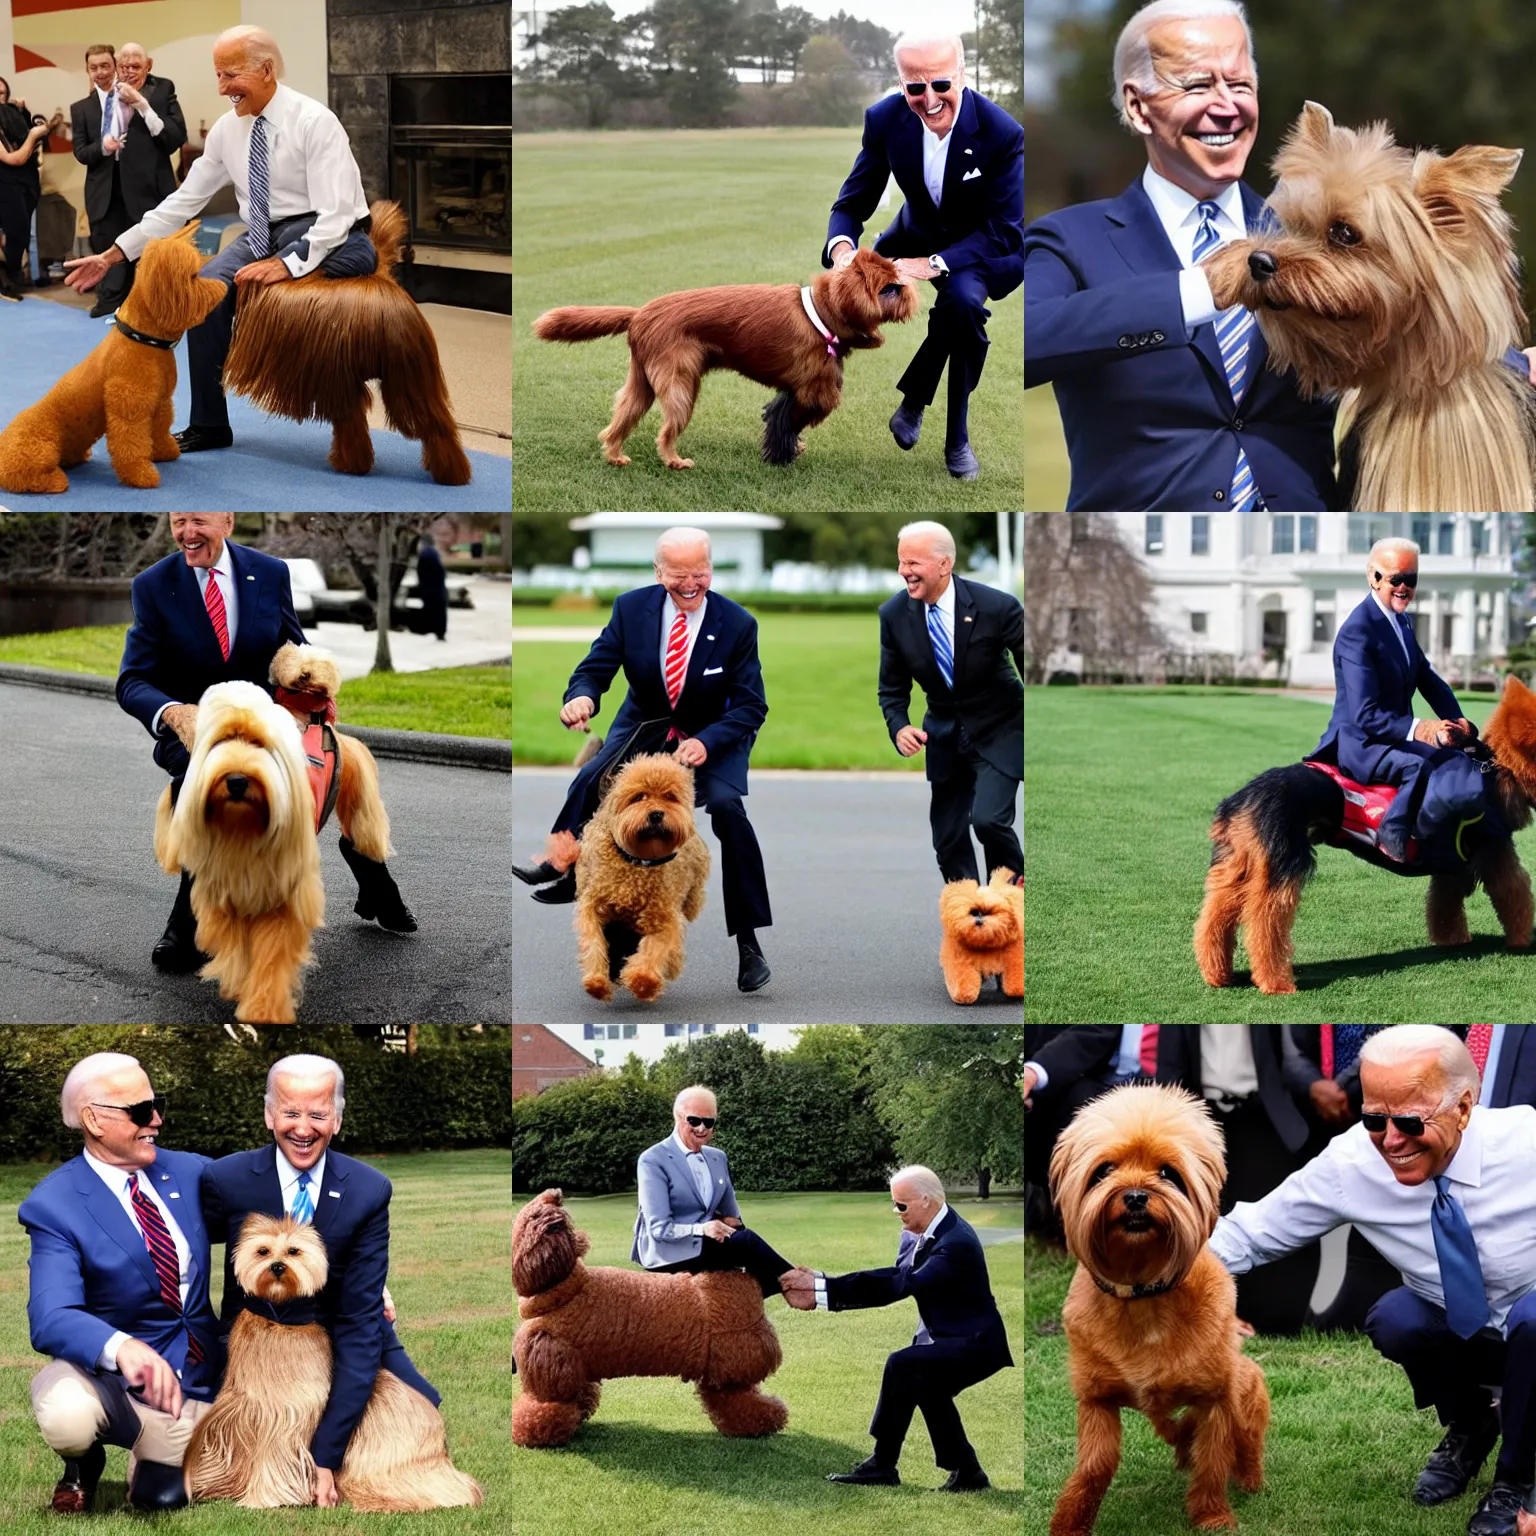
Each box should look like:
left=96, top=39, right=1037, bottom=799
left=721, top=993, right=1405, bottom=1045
left=0, top=1149, right=510, bottom=1529
left=512, top=1191, right=1024, bottom=1535
left=1023, top=686, right=1536, bottom=1022
left=512, top=130, right=1023, bottom=513
left=511, top=606, right=925, bottom=771
left=1026, top=1240, right=1476, bottom=1536
left=1024, top=386, right=1070, bottom=511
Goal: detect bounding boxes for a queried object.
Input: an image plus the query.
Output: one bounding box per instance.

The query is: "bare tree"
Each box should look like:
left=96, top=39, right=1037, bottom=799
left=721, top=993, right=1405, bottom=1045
left=374, top=515, right=394, bottom=674
left=0, top=514, right=173, bottom=580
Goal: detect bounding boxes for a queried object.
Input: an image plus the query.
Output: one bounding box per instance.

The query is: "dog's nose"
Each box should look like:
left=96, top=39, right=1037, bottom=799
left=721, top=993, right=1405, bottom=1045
left=225, top=774, right=248, bottom=800
left=269, top=1261, right=287, bottom=1277
left=1248, top=250, right=1278, bottom=282
left=1122, top=1189, right=1150, bottom=1213
left=647, top=809, right=665, bottom=825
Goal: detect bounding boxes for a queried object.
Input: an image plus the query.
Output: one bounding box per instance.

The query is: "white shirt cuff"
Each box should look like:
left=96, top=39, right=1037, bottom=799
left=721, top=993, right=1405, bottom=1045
left=1025, top=1060, right=1049, bottom=1093
left=1408, top=719, right=1419, bottom=741
left=100, top=1330, right=129, bottom=1371
left=138, top=104, right=164, bottom=137
left=814, top=1273, right=828, bottom=1310
left=1180, top=265, right=1221, bottom=330
left=827, top=236, right=854, bottom=261
left=151, top=703, right=175, bottom=737
left=690, top=1223, right=707, bottom=1237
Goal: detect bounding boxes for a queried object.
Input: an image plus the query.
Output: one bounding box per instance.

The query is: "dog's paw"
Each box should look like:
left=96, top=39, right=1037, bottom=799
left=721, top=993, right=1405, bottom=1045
left=663, top=457, right=695, bottom=470
left=1189, top=1510, right=1238, bottom=1533
left=115, top=463, right=161, bottom=489
left=605, top=454, right=630, bottom=467
left=622, top=964, right=664, bottom=1002
left=582, top=973, right=614, bottom=1002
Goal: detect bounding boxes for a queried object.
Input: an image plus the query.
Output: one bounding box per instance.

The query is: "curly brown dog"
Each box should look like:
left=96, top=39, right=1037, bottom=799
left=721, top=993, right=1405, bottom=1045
left=0, top=224, right=225, bottom=493
left=512, top=1190, right=788, bottom=1448
left=940, top=866, right=1023, bottom=1004
left=532, top=247, right=919, bottom=468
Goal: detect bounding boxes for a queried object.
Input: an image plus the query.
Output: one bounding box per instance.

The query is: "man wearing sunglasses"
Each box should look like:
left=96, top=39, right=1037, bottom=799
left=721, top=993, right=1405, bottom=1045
left=823, top=31, right=1023, bottom=479
left=631, top=1086, right=799, bottom=1297
left=1310, top=537, right=1482, bottom=863
left=18, top=1052, right=219, bottom=1514
left=1212, top=1026, right=1536, bottom=1536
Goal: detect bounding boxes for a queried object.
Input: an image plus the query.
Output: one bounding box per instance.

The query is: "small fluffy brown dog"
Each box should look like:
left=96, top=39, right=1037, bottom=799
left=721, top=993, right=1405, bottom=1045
left=0, top=224, right=225, bottom=493
left=513, top=1189, right=787, bottom=1448
left=185, top=1214, right=482, bottom=1509
left=940, top=866, right=1023, bottom=1003
left=223, top=202, right=471, bottom=485
left=533, top=247, right=919, bottom=468
left=1203, top=101, right=1534, bottom=512
left=1049, top=1085, right=1269, bottom=1536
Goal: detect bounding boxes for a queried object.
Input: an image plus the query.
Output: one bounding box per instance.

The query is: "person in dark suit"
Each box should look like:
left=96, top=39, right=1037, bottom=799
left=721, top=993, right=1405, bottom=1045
left=20, top=1050, right=219, bottom=1513
left=116, top=513, right=415, bottom=974
left=411, top=532, right=448, bottom=641
left=1310, top=538, right=1481, bottom=862
left=878, top=520, right=1022, bottom=884
left=512, top=526, right=773, bottom=992
left=824, top=32, right=1022, bottom=479
left=0, top=80, right=53, bottom=298
left=1023, top=2, right=1337, bottom=510
left=1024, top=1026, right=1134, bottom=1208
left=784, top=1166, right=1012, bottom=1492
left=200, top=1053, right=438, bottom=1510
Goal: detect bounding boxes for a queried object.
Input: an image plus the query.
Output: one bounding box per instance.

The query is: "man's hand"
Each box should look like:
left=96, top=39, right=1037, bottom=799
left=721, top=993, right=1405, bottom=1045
left=115, top=84, right=145, bottom=111
left=102, top=133, right=122, bottom=154
left=721, top=1215, right=743, bottom=1230
left=63, top=248, right=121, bottom=292
left=895, top=725, right=928, bottom=758
left=893, top=256, right=936, bottom=283
left=780, top=1267, right=817, bottom=1309
left=702, top=1219, right=735, bottom=1242
left=1524, top=347, right=1536, bottom=387
left=831, top=241, right=857, bottom=270
left=163, top=703, right=199, bottom=750
left=1022, top=1065, right=1038, bottom=1111
left=675, top=737, right=708, bottom=768
left=560, top=696, right=595, bottom=731
left=1234, top=1316, right=1256, bottom=1340
left=313, top=1467, right=339, bottom=1508
left=382, top=1284, right=396, bottom=1323
left=233, top=256, right=291, bottom=286
left=1413, top=718, right=1462, bottom=748
left=1308, top=1078, right=1351, bottom=1126
left=1444, top=716, right=1479, bottom=748
left=116, top=1338, right=183, bottom=1418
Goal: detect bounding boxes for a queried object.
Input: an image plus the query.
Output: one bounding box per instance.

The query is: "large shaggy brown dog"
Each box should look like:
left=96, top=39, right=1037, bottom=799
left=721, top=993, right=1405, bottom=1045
left=1049, top=1085, right=1269, bottom=1536
left=0, top=224, right=225, bottom=493
left=1195, top=674, right=1536, bottom=995
left=185, top=1214, right=482, bottom=1510
left=533, top=248, right=919, bottom=468
left=222, top=202, right=471, bottom=485
left=513, top=1189, right=787, bottom=1449
left=940, top=866, right=1024, bottom=1004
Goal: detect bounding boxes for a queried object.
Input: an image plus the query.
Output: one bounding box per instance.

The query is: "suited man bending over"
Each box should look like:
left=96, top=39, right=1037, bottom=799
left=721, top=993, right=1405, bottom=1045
left=878, top=520, right=1023, bottom=883
left=19, top=1052, right=218, bottom=1513
left=632, top=1087, right=797, bottom=1298
left=784, top=1166, right=1013, bottom=1492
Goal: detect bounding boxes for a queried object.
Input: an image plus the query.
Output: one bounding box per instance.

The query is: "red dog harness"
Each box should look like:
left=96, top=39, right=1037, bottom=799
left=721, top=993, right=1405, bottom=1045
left=1303, top=760, right=1418, bottom=863
left=275, top=686, right=341, bottom=833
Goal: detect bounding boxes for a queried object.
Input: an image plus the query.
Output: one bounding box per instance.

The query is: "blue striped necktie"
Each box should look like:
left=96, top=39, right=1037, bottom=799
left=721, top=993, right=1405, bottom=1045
left=247, top=114, right=271, bottom=259
left=291, top=1169, right=314, bottom=1224
left=1431, top=1175, right=1489, bottom=1338
left=927, top=604, right=954, bottom=690
left=1192, top=200, right=1263, bottom=512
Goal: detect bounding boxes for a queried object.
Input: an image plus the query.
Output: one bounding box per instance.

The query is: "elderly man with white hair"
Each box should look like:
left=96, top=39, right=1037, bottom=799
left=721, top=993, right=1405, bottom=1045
left=1211, top=1026, right=1536, bottom=1536
left=64, top=23, right=377, bottom=456
left=18, top=1051, right=218, bottom=1513
left=514, top=525, right=774, bottom=992
left=824, top=32, right=1023, bottom=478
left=1309, top=537, right=1481, bottom=863
left=783, top=1164, right=1013, bottom=1491
left=200, top=1052, right=441, bottom=1509
left=878, top=520, right=1023, bottom=885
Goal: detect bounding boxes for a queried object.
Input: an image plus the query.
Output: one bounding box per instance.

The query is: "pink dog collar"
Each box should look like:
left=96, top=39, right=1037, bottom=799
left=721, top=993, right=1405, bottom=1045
left=800, top=286, right=846, bottom=359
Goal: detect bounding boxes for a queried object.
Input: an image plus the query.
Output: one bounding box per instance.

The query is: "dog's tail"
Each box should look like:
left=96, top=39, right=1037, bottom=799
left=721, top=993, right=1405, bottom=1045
left=533, top=307, right=637, bottom=342
left=368, top=199, right=408, bottom=273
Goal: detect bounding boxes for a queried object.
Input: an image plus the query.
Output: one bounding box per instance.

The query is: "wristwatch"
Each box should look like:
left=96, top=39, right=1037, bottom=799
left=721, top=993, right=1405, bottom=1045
left=928, top=254, right=949, bottom=276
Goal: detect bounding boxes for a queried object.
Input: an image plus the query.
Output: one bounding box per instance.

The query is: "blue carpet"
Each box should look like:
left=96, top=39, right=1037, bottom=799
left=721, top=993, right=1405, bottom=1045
left=0, top=298, right=510, bottom=510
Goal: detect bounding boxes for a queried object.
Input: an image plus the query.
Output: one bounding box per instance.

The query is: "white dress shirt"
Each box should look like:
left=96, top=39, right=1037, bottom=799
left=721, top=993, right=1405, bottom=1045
left=1141, top=164, right=1248, bottom=333
left=1211, top=1106, right=1536, bottom=1335
left=276, top=1146, right=327, bottom=1215
left=1200, top=1024, right=1259, bottom=1099
left=150, top=545, right=240, bottom=738
left=659, top=595, right=706, bottom=700
left=672, top=1129, right=716, bottom=1237
left=921, top=113, right=953, bottom=208
left=115, top=82, right=368, bottom=278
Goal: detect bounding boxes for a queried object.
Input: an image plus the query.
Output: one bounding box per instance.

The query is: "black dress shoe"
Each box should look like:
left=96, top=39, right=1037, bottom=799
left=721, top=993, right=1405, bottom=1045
left=1468, top=1480, right=1531, bottom=1536
left=827, top=1456, right=899, bottom=1486
left=172, top=425, right=234, bottom=453
left=1414, top=1410, right=1501, bottom=1505
left=128, top=1458, right=189, bottom=1512
left=533, top=870, right=578, bottom=905
left=737, top=940, right=770, bottom=992
left=513, top=859, right=563, bottom=886
left=51, top=1443, right=105, bottom=1513
left=152, top=871, right=208, bottom=974
left=87, top=299, right=119, bottom=319
left=945, top=440, right=980, bottom=479
left=889, top=401, right=924, bottom=450
left=935, top=1464, right=990, bottom=1492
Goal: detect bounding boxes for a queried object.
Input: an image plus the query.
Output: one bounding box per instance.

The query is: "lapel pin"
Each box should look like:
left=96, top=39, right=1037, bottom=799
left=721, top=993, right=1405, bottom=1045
left=965, top=147, right=973, bottom=155
left=328, top=1189, right=341, bottom=1198
left=246, top=574, right=254, bottom=581
left=168, top=1191, right=180, bottom=1198
left=964, top=615, right=973, bottom=623
left=706, top=634, right=715, bottom=641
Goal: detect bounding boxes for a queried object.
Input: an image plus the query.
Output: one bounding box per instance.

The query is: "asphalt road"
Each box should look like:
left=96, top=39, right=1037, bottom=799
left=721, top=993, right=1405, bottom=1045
left=0, top=684, right=510, bottom=1025
left=511, top=767, right=1023, bottom=1025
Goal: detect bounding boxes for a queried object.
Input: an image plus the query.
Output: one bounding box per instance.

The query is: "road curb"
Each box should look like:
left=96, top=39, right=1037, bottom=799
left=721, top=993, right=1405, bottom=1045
left=0, top=663, right=511, bottom=773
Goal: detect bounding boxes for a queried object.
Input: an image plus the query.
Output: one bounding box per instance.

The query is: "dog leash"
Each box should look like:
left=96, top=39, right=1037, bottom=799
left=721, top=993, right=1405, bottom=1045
left=800, top=286, right=848, bottom=359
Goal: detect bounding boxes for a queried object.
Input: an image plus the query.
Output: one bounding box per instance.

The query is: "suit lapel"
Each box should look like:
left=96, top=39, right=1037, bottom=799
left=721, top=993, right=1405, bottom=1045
left=313, top=1153, right=345, bottom=1240
left=684, top=595, right=724, bottom=694
left=153, top=1159, right=199, bottom=1288
left=1366, top=599, right=1412, bottom=688
left=950, top=577, right=973, bottom=688
left=1493, top=1028, right=1519, bottom=1107
left=895, top=109, right=935, bottom=223
left=937, top=89, right=979, bottom=212
left=171, top=556, right=223, bottom=669
left=643, top=585, right=670, bottom=701
left=75, top=1159, right=159, bottom=1293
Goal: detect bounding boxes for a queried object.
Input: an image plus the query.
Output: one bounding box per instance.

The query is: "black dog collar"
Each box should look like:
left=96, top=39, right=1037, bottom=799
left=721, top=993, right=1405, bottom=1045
left=1091, top=1272, right=1181, bottom=1301
left=241, top=1293, right=321, bottom=1327
left=114, top=315, right=177, bottom=350
left=612, top=838, right=677, bottom=867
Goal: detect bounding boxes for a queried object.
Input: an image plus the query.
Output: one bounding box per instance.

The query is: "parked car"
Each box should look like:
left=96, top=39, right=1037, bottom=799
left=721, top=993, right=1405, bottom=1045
left=282, top=560, right=372, bottom=626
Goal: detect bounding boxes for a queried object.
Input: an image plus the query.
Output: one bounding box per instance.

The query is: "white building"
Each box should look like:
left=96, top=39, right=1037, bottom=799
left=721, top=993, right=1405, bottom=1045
left=1115, top=513, right=1517, bottom=687
left=518, top=513, right=784, bottom=592
left=548, top=1021, right=805, bottom=1068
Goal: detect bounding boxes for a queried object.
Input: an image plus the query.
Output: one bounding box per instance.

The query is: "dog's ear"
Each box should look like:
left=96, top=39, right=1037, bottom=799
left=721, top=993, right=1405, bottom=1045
left=1415, top=145, right=1522, bottom=238
left=170, top=220, right=202, bottom=245
left=1294, top=101, right=1336, bottom=148
left=540, top=1189, right=565, bottom=1207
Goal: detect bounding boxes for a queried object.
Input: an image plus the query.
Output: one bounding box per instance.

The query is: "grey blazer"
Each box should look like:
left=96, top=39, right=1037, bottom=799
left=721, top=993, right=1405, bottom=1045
left=631, top=1137, right=742, bottom=1268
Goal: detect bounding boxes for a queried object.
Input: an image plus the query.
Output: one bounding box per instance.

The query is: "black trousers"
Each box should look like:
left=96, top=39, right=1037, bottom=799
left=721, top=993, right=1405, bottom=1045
left=90, top=167, right=133, bottom=307
left=649, top=1226, right=792, bottom=1297
left=869, top=1335, right=1001, bottom=1469
left=931, top=733, right=1022, bottom=884
left=895, top=269, right=991, bottom=447
left=0, top=175, right=35, bottom=283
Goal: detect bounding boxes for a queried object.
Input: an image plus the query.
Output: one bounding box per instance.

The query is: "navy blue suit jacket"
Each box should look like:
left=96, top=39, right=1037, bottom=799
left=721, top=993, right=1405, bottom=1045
left=1487, top=1027, right=1536, bottom=1109
left=1312, top=597, right=1461, bottom=781
left=564, top=587, right=767, bottom=799
left=201, top=1146, right=438, bottom=1472
left=19, top=1148, right=221, bottom=1401
left=1024, top=177, right=1337, bottom=510
left=116, top=542, right=305, bottom=743
left=824, top=88, right=1023, bottom=298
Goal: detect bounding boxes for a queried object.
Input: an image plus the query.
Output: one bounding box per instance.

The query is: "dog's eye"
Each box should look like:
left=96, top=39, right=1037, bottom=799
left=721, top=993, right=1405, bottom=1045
left=1088, top=1161, right=1114, bottom=1187
left=288, top=1247, right=301, bottom=1256
left=631, top=793, right=645, bottom=804
left=1328, top=220, right=1362, bottom=247
left=1159, top=1165, right=1188, bottom=1194
left=256, top=1247, right=269, bottom=1256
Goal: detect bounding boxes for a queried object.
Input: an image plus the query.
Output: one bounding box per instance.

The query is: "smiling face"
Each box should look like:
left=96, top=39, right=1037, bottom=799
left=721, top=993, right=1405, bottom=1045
left=675, top=1089, right=717, bottom=1154
left=1125, top=15, right=1257, bottom=202
left=117, top=45, right=149, bottom=90
left=1370, top=552, right=1419, bottom=615
left=654, top=541, right=712, bottom=614
left=170, top=512, right=234, bottom=569
left=897, top=532, right=953, bottom=604
left=80, top=1065, right=161, bottom=1170
left=896, top=39, right=963, bottom=140
left=891, top=1177, right=940, bottom=1235
left=213, top=40, right=276, bottom=116
left=1361, top=1055, right=1471, bottom=1187
left=265, top=1071, right=340, bottom=1172
left=87, top=50, right=117, bottom=92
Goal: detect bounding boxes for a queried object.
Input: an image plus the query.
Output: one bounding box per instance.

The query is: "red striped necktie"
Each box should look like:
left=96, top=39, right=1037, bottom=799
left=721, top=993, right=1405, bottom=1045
left=204, top=570, right=230, bottom=662
left=128, top=1176, right=204, bottom=1363
left=1467, top=1024, right=1493, bottom=1075
left=664, top=611, right=689, bottom=708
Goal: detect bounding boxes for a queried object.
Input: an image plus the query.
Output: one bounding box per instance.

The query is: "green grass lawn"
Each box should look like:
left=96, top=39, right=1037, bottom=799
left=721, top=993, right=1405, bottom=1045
left=512, top=129, right=1023, bottom=513
left=513, top=1191, right=1023, bottom=1535
left=0, top=1148, right=510, bottom=1528
left=1024, top=386, right=1070, bottom=511
left=0, top=626, right=511, bottom=740
left=1026, top=1238, right=1475, bottom=1535
left=512, top=608, right=924, bottom=770
left=1024, top=686, right=1536, bottom=1022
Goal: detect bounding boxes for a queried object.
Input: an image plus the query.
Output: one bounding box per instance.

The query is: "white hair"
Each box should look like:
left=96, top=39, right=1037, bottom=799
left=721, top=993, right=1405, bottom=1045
left=1367, top=537, right=1420, bottom=570
left=890, top=1164, right=946, bottom=1202
left=266, top=1054, right=346, bottom=1121
left=1358, top=1027, right=1479, bottom=1108
left=897, top=520, right=956, bottom=561
left=893, top=33, right=965, bottom=78
left=673, top=1084, right=717, bottom=1113
left=61, top=1052, right=142, bottom=1130
left=215, top=24, right=285, bottom=77
left=1113, top=0, right=1256, bottom=130
left=117, top=41, right=148, bottom=61
left=654, top=527, right=712, bottom=563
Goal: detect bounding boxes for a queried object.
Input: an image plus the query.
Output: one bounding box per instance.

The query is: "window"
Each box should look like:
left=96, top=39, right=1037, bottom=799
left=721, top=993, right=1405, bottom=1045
left=1441, top=613, right=1455, bottom=651
left=1190, top=515, right=1209, bottom=555
left=1438, top=519, right=1455, bottom=555
left=1349, top=514, right=1396, bottom=554
left=1412, top=515, right=1431, bottom=550
left=1190, top=612, right=1208, bottom=634
left=583, top=1024, right=595, bottom=1040
left=1145, top=515, right=1164, bottom=554
left=1299, top=515, right=1317, bottom=553
left=1472, top=518, right=1488, bottom=555
left=747, top=1023, right=759, bottom=1034
left=1313, top=610, right=1335, bottom=644
left=1271, top=515, right=1295, bottom=555
left=664, top=1023, right=683, bottom=1036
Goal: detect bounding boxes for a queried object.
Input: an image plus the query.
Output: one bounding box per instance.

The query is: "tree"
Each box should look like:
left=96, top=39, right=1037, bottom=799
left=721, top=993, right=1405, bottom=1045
left=779, top=35, right=866, bottom=126
left=520, top=3, right=647, bottom=128
left=0, top=513, right=171, bottom=579
left=818, top=10, right=896, bottom=77
left=974, top=0, right=1023, bottom=121
left=644, top=0, right=741, bottom=126
left=373, top=515, right=394, bottom=674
